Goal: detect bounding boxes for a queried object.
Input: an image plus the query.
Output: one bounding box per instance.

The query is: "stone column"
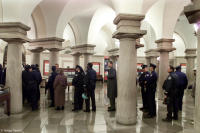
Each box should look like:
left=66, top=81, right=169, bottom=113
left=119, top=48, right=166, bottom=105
left=110, top=56, right=118, bottom=69
left=30, top=48, right=44, bottom=66
left=0, top=22, right=30, bottom=113
left=113, top=14, right=146, bottom=125
left=155, top=39, right=175, bottom=100
left=30, top=37, right=64, bottom=73
left=108, top=48, right=119, bottom=69
left=72, top=53, right=81, bottom=67
left=185, top=49, right=196, bottom=86
left=184, top=2, right=200, bottom=132
left=49, top=49, right=59, bottom=71
left=145, top=57, right=151, bottom=65
left=83, top=53, right=92, bottom=70
left=71, top=44, right=95, bottom=70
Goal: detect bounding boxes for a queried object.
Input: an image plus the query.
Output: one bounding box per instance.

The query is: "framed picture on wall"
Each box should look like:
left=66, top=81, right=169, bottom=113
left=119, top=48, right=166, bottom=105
left=92, top=62, right=100, bottom=75
left=43, top=60, right=49, bottom=76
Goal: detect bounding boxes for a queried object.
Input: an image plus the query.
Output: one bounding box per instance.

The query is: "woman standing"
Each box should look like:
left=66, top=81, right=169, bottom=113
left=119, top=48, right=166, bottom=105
left=54, top=69, right=68, bottom=110
left=72, top=65, right=85, bottom=111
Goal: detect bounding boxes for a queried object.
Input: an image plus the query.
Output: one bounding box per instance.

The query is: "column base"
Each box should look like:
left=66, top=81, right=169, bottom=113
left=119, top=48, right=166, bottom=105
left=116, top=115, right=137, bottom=125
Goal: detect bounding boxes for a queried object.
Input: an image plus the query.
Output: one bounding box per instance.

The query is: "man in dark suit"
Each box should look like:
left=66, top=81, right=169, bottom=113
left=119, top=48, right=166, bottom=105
left=107, top=61, right=117, bottom=111
left=84, top=63, right=97, bottom=112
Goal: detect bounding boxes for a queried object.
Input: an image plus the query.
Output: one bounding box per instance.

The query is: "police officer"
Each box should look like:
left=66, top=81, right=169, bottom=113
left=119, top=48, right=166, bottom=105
left=27, top=66, right=39, bottom=111
left=162, top=65, right=179, bottom=122
left=175, top=65, right=188, bottom=111
left=72, top=65, right=85, bottom=111
left=31, top=65, right=42, bottom=104
left=145, top=63, right=157, bottom=118
left=139, top=64, right=150, bottom=112
left=47, top=66, right=58, bottom=107
left=84, top=63, right=97, bottom=112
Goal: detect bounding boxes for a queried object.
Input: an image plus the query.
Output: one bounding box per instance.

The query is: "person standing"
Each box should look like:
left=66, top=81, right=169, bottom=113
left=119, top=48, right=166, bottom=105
left=84, top=63, right=97, bottom=112
left=72, top=65, right=85, bottom=111
left=145, top=63, right=158, bottom=118
left=53, top=69, right=68, bottom=110
left=27, top=66, right=38, bottom=111
left=162, top=65, right=179, bottom=122
left=107, top=61, right=117, bottom=112
left=139, top=64, right=150, bottom=112
left=34, top=64, right=42, bottom=103
left=47, top=66, right=58, bottom=107
left=22, top=65, right=31, bottom=104
left=175, top=66, right=188, bottom=111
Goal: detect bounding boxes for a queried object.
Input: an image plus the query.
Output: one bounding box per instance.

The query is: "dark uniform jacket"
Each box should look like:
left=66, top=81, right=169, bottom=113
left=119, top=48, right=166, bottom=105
left=47, top=71, right=58, bottom=90
left=146, top=71, right=158, bottom=92
left=175, top=71, right=188, bottom=90
left=72, top=71, right=85, bottom=89
left=163, top=72, right=179, bottom=97
left=84, top=68, right=97, bottom=91
left=139, top=71, right=150, bottom=88
left=107, top=67, right=117, bottom=98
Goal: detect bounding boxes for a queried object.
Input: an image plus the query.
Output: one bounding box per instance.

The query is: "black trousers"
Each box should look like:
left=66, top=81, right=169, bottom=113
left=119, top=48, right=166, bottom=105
left=50, top=88, right=55, bottom=106
left=109, top=97, right=116, bottom=109
left=147, top=90, right=156, bottom=116
left=178, top=89, right=184, bottom=111
left=141, top=87, right=148, bottom=109
left=167, top=96, right=178, bottom=119
left=85, top=89, right=96, bottom=111
left=74, top=87, right=83, bottom=110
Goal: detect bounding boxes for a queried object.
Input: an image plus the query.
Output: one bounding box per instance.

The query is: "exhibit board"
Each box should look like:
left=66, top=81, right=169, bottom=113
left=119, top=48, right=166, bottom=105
left=92, top=62, right=100, bottom=75
left=58, top=68, right=76, bottom=85
left=43, top=60, right=49, bottom=76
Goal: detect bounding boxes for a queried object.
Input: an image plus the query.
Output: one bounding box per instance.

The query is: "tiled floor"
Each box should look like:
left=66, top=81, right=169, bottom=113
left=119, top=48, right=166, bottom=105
left=0, top=83, right=195, bottom=133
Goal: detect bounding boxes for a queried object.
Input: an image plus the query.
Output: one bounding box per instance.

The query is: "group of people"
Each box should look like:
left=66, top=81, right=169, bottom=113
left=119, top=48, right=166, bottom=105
left=47, top=63, right=97, bottom=112
left=22, top=64, right=42, bottom=110
left=139, top=63, right=188, bottom=122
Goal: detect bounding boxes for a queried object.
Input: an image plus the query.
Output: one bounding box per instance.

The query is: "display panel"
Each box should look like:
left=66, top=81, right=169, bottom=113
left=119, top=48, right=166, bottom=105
left=43, top=60, right=49, bottom=76
left=92, top=62, right=100, bottom=75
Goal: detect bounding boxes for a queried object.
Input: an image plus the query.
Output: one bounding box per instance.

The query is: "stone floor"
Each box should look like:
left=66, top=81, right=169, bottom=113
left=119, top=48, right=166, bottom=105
left=0, top=83, right=196, bottom=133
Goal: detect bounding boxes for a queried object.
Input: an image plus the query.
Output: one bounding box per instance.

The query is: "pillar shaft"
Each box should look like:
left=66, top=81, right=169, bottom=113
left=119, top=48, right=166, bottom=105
left=158, top=52, right=169, bottom=99
left=117, top=38, right=137, bottom=124
left=31, top=52, right=40, bottom=66
left=0, top=22, right=30, bottom=113
left=156, top=39, right=175, bottom=100
left=146, top=57, right=151, bottom=65
left=6, top=42, right=23, bottom=113
left=83, top=54, right=91, bottom=70
left=186, top=57, right=195, bottom=85
left=73, top=54, right=80, bottom=67
left=110, top=56, right=117, bottom=69
left=113, top=14, right=146, bottom=125
left=49, top=50, right=59, bottom=71
left=195, top=29, right=200, bottom=132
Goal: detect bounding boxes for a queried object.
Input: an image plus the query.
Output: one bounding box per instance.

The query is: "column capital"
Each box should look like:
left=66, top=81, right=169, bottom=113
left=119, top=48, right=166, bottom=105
left=29, top=47, right=44, bottom=53
left=29, top=37, right=64, bottom=50
left=108, top=48, right=119, bottom=57
left=71, top=44, right=96, bottom=55
left=112, top=14, right=146, bottom=39
left=185, top=48, right=197, bottom=58
left=145, top=49, right=159, bottom=58
left=0, top=22, right=30, bottom=43
left=155, top=38, right=176, bottom=52
left=184, top=0, right=200, bottom=24
left=71, top=52, right=81, bottom=57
